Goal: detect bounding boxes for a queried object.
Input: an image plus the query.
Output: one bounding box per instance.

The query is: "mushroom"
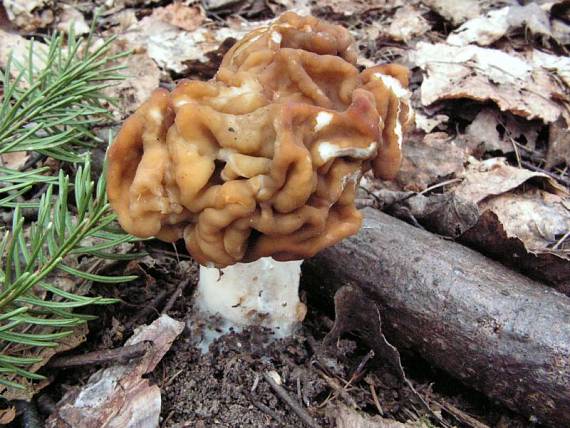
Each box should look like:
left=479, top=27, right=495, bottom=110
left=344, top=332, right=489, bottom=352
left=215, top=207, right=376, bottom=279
left=106, top=12, right=412, bottom=340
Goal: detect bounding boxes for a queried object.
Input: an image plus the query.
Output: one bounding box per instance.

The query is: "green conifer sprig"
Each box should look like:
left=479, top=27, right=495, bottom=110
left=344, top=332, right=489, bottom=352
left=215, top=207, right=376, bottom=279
left=0, top=23, right=128, bottom=163
left=0, top=18, right=139, bottom=394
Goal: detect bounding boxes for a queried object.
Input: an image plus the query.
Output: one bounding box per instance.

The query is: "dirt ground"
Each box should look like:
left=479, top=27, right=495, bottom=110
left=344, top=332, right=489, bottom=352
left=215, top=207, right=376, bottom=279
left=32, top=239, right=532, bottom=428
left=1, top=0, right=568, bottom=426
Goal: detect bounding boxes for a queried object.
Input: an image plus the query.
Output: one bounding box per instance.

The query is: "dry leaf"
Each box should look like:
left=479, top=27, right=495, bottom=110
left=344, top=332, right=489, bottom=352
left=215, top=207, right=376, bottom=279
left=103, top=48, right=161, bottom=118
left=0, top=29, right=48, bottom=70
left=47, top=315, right=184, bottom=428
left=447, top=3, right=551, bottom=47
left=396, top=132, right=467, bottom=191
left=480, top=189, right=569, bottom=252
left=120, top=15, right=263, bottom=74
left=546, top=116, right=570, bottom=168
left=387, top=5, right=430, bottom=43
left=3, top=0, right=54, bottom=32
left=325, top=285, right=432, bottom=420
left=455, top=158, right=570, bottom=294
left=423, top=0, right=481, bottom=26
left=0, top=151, right=29, bottom=170
left=454, top=158, right=564, bottom=203
left=414, top=111, right=449, bottom=133
left=552, top=18, right=570, bottom=45
left=465, top=108, right=540, bottom=153
left=56, top=5, right=89, bottom=35
left=202, top=0, right=243, bottom=10
left=0, top=407, right=16, bottom=425
left=150, top=2, right=205, bottom=32
left=328, top=403, right=425, bottom=428
left=316, top=0, right=398, bottom=17
left=532, top=49, right=570, bottom=89
left=411, top=42, right=564, bottom=123
left=2, top=324, right=88, bottom=401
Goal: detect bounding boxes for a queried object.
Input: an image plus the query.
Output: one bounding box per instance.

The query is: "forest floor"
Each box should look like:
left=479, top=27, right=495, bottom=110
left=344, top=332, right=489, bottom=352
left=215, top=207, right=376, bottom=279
left=1, top=0, right=569, bottom=427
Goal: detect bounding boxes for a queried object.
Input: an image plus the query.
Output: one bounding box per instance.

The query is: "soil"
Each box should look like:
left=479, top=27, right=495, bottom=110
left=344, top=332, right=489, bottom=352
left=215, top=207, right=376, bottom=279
left=32, top=240, right=532, bottom=428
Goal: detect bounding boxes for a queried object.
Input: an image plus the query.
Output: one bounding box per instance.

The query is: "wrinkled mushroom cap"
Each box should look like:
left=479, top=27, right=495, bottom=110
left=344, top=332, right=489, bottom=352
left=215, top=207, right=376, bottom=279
left=107, top=12, right=413, bottom=267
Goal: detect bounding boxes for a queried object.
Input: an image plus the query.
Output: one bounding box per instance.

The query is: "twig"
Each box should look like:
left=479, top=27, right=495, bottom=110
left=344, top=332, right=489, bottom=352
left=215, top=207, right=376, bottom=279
left=251, top=373, right=260, bottom=393
left=318, top=371, right=359, bottom=410
left=521, top=160, right=570, bottom=188
left=127, top=289, right=169, bottom=327
left=553, top=231, right=570, bottom=250
left=161, top=278, right=192, bottom=315
left=47, top=341, right=150, bottom=368
left=251, top=399, right=285, bottom=426
left=262, top=371, right=321, bottom=428
left=418, top=178, right=463, bottom=195
left=162, top=410, right=175, bottom=427
left=349, top=350, right=375, bottom=384
left=434, top=399, right=490, bottom=428
left=369, top=383, right=384, bottom=415
left=510, top=137, right=522, bottom=168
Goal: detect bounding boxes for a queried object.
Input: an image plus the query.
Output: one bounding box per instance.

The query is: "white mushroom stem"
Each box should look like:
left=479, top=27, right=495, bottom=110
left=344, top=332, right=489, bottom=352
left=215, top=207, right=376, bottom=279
left=196, top=257, right=307, bottom=339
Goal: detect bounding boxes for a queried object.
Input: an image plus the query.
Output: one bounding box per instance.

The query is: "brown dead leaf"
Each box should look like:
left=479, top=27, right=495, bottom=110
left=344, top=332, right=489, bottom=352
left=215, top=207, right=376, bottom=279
left=47, top=315, right=184, bottom=428
left=465, top=108, right=540, bottom=154
left=546, top=116, right=570, bottom=168
left=2, top=324, right=88, bottom=401
left=423, top=0, right=481, bottom=26
left=411, top=42, right=565, bottom=123
left=480, top=189, right=569, bottom=252
left=461, top=209, right=570, bottom=295
left=203, top=0, right=243, bottom=10
left=532, top=49, right=570, bottom=89
left=0, top=151, right=29, bottom=170
left=316, top=0, right=398, bottom=17
left=454, top=158, right=570, bottom=294
left=119, top=14, right=263, bottom=75
left=103, top=47, right=161, bottom=118
left=0, top=407, right=16, bottom=424
left=454, top=158, right=565, bottom=203
left=414, top=111, right=449, bottom=133
left=150, top=2, right=205, bottom=32
left=325, top=285, right=435, bottom=420
left=447, top=3, right=551, bottom=47
left=552, top=18, right=570, bottom=45
left=327, top=403, right=426, bottom=428
left=362, top=187, right=480, bottom=239
left=3, top=0, right=54, bottom=32
left=403, top=192, right=480, bottom=238
left=387, top=5, right=430, bottom=43
left=56, top=5, right=89, bottom=35
left=396, top=132, right=467, bottom=191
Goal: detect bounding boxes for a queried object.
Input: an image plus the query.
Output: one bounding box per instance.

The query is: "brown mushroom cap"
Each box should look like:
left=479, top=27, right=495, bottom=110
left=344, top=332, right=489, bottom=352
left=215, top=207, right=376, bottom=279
left=107, top=12, right=413, bottom=267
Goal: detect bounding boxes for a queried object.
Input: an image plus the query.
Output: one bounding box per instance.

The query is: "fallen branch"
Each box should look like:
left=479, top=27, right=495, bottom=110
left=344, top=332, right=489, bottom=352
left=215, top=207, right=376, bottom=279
left=303, top=208, right=570, bottom=427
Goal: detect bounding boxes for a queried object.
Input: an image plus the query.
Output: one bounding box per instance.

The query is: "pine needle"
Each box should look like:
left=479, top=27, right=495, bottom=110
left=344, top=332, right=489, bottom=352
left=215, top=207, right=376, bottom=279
left=0, top=16, right=139, bottom=395
left=0, top=25, right=128, bottom=162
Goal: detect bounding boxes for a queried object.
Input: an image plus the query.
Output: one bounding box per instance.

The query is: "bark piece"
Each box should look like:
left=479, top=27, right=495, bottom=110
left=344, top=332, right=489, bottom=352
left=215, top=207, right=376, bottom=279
left=303, top=208, right=570, bottom=427
left=46, top=315, right=184, bottom=428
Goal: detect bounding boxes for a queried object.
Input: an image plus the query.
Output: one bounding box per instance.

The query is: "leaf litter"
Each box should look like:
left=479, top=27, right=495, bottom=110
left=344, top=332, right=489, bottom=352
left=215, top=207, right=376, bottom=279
left=2, top=0, right=570, bottom=426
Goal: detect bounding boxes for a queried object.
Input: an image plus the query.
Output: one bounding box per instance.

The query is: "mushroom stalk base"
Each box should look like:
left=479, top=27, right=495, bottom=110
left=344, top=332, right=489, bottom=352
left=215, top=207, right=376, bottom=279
left=195, top=258, right=306, bottom=348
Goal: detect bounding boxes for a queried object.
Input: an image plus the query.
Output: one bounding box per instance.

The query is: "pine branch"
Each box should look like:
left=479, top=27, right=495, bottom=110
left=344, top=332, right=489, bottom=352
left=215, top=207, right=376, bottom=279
left=0, top=160, right=138, bottom=392
left=0, top=25, right=128, bottom=163
left=0, top=17, right=141, bottom=395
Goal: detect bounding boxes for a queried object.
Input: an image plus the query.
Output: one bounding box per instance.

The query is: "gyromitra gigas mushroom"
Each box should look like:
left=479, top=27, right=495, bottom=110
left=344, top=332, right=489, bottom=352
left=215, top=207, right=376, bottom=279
left=107, top=12, right=412, bottom=338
